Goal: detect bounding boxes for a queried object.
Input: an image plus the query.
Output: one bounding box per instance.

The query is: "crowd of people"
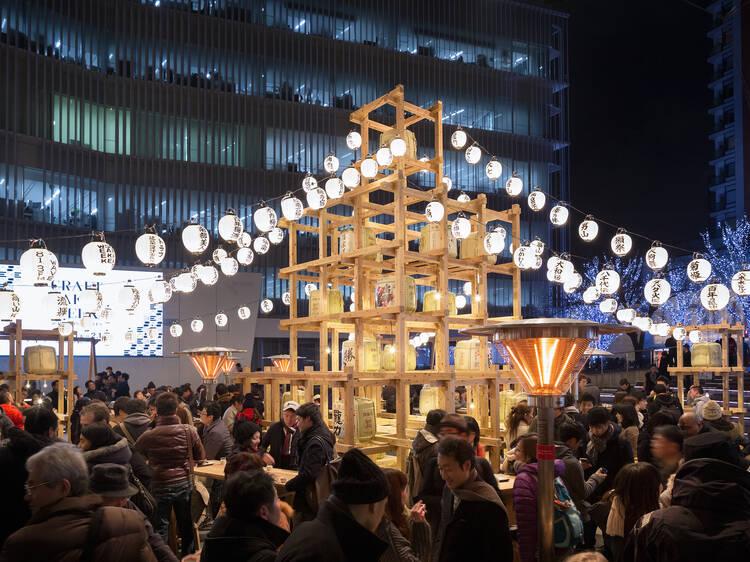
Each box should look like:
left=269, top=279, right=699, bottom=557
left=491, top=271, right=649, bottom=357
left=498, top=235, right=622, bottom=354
left=0, top=366, right=748, bottom=562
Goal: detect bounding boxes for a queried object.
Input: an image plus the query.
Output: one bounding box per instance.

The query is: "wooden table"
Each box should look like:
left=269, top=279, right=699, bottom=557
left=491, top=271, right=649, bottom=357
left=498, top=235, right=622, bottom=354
left=194, top=460, right=297, bottom=488
left=496, top=474, right=516, bottom=525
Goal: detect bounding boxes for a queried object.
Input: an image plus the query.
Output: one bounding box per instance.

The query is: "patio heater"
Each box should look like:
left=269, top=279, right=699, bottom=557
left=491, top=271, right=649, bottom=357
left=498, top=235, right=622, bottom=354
left=267, top=354, right=293, bottom=372
left=175, top=346, right=246, bottom=399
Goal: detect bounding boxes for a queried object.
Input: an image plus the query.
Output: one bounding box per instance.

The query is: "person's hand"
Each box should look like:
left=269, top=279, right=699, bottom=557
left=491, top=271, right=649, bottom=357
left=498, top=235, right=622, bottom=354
left=181, top=553, right=201, bottom=562
left=580, top=460, right=592, bottom=470
left=216, top=502, right=227, bottom=519
left=410, top=500, right=427, bottom=524
left=594, top=468, right=607, bottom=479
left=262, top=453, right=275, bottom=466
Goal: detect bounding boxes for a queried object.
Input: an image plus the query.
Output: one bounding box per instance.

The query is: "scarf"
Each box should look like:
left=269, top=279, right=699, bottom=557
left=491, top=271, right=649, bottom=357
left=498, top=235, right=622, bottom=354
left=281, top=423, right=296, bottom=456
left=605, top=494, right=626, bottom=537
left=586, top=423, right=614, bottom=465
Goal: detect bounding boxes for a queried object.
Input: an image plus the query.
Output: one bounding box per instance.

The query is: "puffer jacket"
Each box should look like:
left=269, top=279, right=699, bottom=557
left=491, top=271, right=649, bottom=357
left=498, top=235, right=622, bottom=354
left=83, top=437, right=152, bottom=490
left=135, top=415, right=205, bottom=485
left=0, top=495, right=157, bottom=562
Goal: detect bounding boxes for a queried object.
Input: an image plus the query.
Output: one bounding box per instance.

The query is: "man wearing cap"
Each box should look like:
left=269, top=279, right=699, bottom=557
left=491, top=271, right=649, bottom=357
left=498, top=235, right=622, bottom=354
left=89, top=463, right=177, bottom=562
left=278, top=448, right=389, bottom=562
left=260, top=400, right=300, bottom=470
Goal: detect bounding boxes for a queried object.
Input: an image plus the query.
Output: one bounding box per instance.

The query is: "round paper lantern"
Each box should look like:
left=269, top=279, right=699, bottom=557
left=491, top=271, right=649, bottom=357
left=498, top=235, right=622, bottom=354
left=636, top=317, right=653, bottom=332
left=599, top=298, right=617, bottom=314
left=610, top=231, right=633, bottom=257
left=135, top=232, right=166, bottom=266
left=644, top=278, right=671, bottom=305
left=530, top=238, right=545, bottom=256
left=656, top=323, right=671, bottom=337
left=81, top=288, right=103, bottom=314
left=346, top=130, right=362, bottom=150
left=596, top=268, right=621, bottom=295
left=218, top=210, right=244, bottom=242
left=174, top=272, right=197, bottom=293
left=305, top=283, right=316, bottom=297
left=325, top=177, right=345, bottom=199
left=148, top=280, right=172, bottom=304
left=505, top=175, right=523, bottom=196
left=688, top=329, right=702, bottom=344
left=282, top=291, right=291, bottom=305
left=616, top=307, right=636, bottom=324
left=81, top=239, right=116, bottom=276
left=182, top=224, right=210, bottom=254
left=253, top=236, right=270, bottom=255
left=648, top=323, right=660, bottom=336
left=281, top=194, right=304, bottom=221
left=582, top=286, right=600, bottom=304
left=238, top=306, right=251, bottom=319
left=514, top=246, right=534, bottom=270
left=57, top=322, right=73, bottom=336
left=375, top=147, right=393, bottom=167
left=323, top=153, right=340, bottom=173
left=646, top=244, right=669, bottom=270
left=190, top=318, right=204, bottom=332
left=390, top=137, right=407, bottom=157
left=547, top=257, right=575, bottom=284
left=485, top=158, right=502, bottom=180
left=442, top=177, right=453, bottom=191
left=450, top=128, right=467, bottom=149
left=457, top=191, right=470, bottom=203
left=700, top=282, right=730, bottom=311
left=483, top=228, right=506, bottom=254
left=236, top=247, right=255, bottom=266
left=0, top=289, right=21, bottom=321
left=465, top=144, right=481, bottom=165
left=213, top=248, right=228, bottom=265
left=425, top=201, right=445, bottom=222
left=301, top=174, right=318, bottom=192
left=731, top=268, right=750, bottom=295
left=215, top=312, right=228, bottom=327
left=578, top=216, right=599, bottom=242
left=260, top=298, right=274, bottom=313
left=20, top=245, right=58, bottom=286
left=528, top=189, right=546, bottom=211
left=451, top=215, right=471, bottom=239
left=220, top=257, right=239, bottom=276
left=342, top=167, right=360, bottom=188
left=563, top=272, right=583, bottom=294
left=197, top=265, right=219, bottom=286
left=117, top=285, right=140, bottom=311
left=463, top=282, right=472, bottom=296
left=672, top=326, right=687, bottom=340
left=306, top=187, right=327, bottom=210
left=687, top=256, right=712, bottom=283
left=456, top=294, right=467, bottom=309
left=268, top=227, right=284, bottom=245
left=253, top=206, right=277, bottom=233
left=361, top=157, right=379, bottom=178
left=550, top=205, right=569, bottom=226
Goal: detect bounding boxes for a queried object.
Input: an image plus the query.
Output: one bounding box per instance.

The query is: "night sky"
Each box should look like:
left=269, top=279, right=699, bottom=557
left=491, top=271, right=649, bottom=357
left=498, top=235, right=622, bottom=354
left=549, top=0, right=712, bottom=255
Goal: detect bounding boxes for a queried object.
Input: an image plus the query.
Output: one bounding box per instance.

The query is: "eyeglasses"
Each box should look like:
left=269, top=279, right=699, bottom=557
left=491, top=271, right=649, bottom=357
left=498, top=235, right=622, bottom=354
left=25, top=481, right=52, bottom=493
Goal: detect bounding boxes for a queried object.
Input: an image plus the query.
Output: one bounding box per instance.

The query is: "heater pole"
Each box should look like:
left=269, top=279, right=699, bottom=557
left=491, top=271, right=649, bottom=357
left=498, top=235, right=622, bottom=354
left=533, top=395, right=562, bottom=562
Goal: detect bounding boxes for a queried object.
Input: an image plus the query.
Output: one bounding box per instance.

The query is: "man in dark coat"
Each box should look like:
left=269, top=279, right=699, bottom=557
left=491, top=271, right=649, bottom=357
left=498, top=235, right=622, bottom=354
left=406, top=408, right=445, bottom=504
left=260, top=400, right=300, bottom=470
left=528, top=405, right=576, bottom=441
left=278, top=448, right=389, bottom=562
left=284, top=402, right=335, bottom=522
left=433, top=436, right=512, bottom=562
left=646, top=383, right=683, bottom=422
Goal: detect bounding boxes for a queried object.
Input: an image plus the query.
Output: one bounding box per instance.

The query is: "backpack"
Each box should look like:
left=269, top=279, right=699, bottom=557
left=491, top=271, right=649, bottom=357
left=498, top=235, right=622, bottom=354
left=552, top=476, right=584, bottom=548
left=404, top=449, right=422, bottom=508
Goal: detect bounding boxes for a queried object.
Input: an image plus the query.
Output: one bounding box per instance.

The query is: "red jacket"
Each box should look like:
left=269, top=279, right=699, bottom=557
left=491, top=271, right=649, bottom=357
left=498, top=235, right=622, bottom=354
left=0, top=404, right=23, bottom=429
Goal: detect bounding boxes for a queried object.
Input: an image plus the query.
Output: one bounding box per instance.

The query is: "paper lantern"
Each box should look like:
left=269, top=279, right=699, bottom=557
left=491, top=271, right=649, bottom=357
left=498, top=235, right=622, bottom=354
left=563, top=272, right=583, bottom=294
left=219, top=210, right=244, bottom=241
left=117, top=285, right=140, bottom=311
left=349, top=302, right=355, bottom=312
left=578, top=216, right=599, bottom=242
left=599, top=298, right=617, bottom=314
left=616, top=307, right=636, bottom=324
left=213, top=248, right=228, bottom=265
left=20, top=245, right=58, bottom=287
left=731, top=268, right=750, bottom=296
left=485, top=158, right=502, bottom=180
left=253, top=236, right=270, bottom=255
left=253, top=206, right=277, bottom=234
left=465, top=144, right=481, bottom=165
left=323, top=153, right=340, bottom=173
left=375, top=147, right=393, bottom=167
left=304, top=283, right=316, bottom=297
left=220, top=257, right=239, bottom=276
left=425, top=201, right=445, bottom=222
left=342, top=167, right=360, bottom=188
left=596, top=268, right=621, bottom=295
left=672, top=326, right=687, bottom=340
left=260, top=298, right=274, bottom=313
left=483, top=228, right=506, bottom=254
left=81, top=288, right=103, bottom=314
left=550, top=205, right=569, bottom=226
left=191, top=318, right=204, bottom=332
left=451, top=215, right=471, bottom=239
left=456, top=294, right=467, bottom=309
left=281, top=194, right=304, bottom=220
left=182, top=224, right=210, bottom=254
left=46, top=292, right=70, bottom=321
left=700, top=282, right=730, bottom=311
left=648, top=323, right=660, bottom=336
left=237, top=247, right=255, bottom=266
left=301, top=174, right=318, bottom=192
left=514, top=246, right=535, bottom=269
left=645, top=243, right=669, bottom=270
left=656, top=323, right=671, bottom=337
left=135, top=232, right=166, bottom=266
left=442, top=177, right=453, bottom=191
left=390, top=136, right=407, bottom=157
left=325, top=177, right=345, bottom=199
left=346, top=130, right=362, bottom=150
left=457, top=191, right=471, bottom=203
left=238, top=306, right=251, bottom=319
left=644, top=278, right=671, bottom=306
left=58, top=322, right=73, bottom=336
left=530, top=238, right=545, bottom=257
left=81, top=238, right=116, bottom=276
left=688, top=329, right=702, bottom=343
left=236, top=231, right=252, bottom=249
left=0, top=289, right=21, bottom=321
left=282, top=291, right=291, bottom=305
left=174, top=272, right=197, bottom=293
left=582, top=286, right=600, bottom=304
left=306, top=187, right=327, bottom=210
left=148, top=281, right=172, bottom=304
left=361, top=157, right=378, bottom=178
left=462, top=281, right=472, bottom=296
left=610, top=231, right=632, bottom=257
left=197, top=265, right=219, bottom=286
left=528, top=189, right=546, bottom=211
left=634, top=317, right=653, bottom=332
left=687, top=256, right=712, bottom=283
left=215, top=312, right=228, bottom=327
left=450, top=127, right=467, bottom=149
left=268, top=227, right=284, bottom=245
left=505, top=175, right=523, bottom=196
left=547, top=256, right=574, bottom=284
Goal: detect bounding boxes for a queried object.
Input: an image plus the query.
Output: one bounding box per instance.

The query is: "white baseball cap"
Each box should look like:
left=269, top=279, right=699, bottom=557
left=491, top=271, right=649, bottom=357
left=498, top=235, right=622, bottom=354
left=283, top=400, right=300, bottom=412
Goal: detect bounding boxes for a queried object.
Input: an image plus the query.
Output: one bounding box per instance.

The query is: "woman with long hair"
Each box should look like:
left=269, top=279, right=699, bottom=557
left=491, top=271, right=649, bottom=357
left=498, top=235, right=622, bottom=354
left=611, top=403, right=639, bottom=458
left=506, top=403, right=532, bottom=445
left=376, top=468, right=431, bottom=562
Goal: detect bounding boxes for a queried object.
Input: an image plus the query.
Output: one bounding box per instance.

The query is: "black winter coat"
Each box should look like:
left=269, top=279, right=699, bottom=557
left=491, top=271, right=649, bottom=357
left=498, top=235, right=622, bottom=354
left=201, top=514, right=289, bottom=562
left=646, top=393, right=683, bottom=422
left=585, top=424, right=634, bottom=501
left=260, top=420, right=300, bottom=470
left=284, top=422, right=335, bottom=517
left=277, top=495, right=388, bottom=562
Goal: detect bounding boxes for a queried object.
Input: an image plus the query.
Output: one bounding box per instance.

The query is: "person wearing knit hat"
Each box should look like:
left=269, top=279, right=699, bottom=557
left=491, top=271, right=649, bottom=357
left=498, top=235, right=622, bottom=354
left=701, top=399, right=744, bottom=443
left=277, top=448, right=389, bottom=562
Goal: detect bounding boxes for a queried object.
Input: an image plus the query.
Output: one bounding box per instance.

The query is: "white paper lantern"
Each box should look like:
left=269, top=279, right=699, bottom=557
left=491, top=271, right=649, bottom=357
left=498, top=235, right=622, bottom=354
left=528, top=189, right=546, bottom=211
left=220, top=257, right=239, bottom=276
left=485, top=158, right=502, bottom=180
left=531, top=256, right=543, bottom=270
left=302, top=174, right=318, bottom=192
left=457, top=191, right=471, bottom=203
left=81, top=239, right=116, bottom=276
left=442, top=177, right=453, bottom=191
left=236, top=231, right=253, bottom=248
left=456, top=294, right=467, bottom=309
left=360, top=157, right=378, bottom=179
left=616, top=307, right=636, bottom=324
left=282, top=291, right=291, bottom=305
left=304, top=283, right=316, bottom=297
left=645, top=244, right=669, bottom=270
left=281, top=194, right=304, bottom=221
left=530, top=239, right=545, bottom=256
left=547, top=257, right=575, bottom=284
left=731, top=268, right=750, bottom=295
left=582, top=286, right=600, bottom=304
left=260, top=298, right=274, bottom=313
left=197, top=265, right=219, bottom=286
left=135, top=232, right=166, bottom=266
left=268, top=227, right=285, bottom=245
left=117, top=285, right=140, bottom=311
left=450, top=128, right=467, bottom=149
left=425, top=201, right=445, bottom=222
left=81, top=288, right=103, bottom=314
left=451, top=215, right=471, bottom=239
left=174, top=272, right=197, bottom=293
left=390, top=137, right=407, bottom=157
left=700, top=282, right=730, bottom=311
left=182, top=224, right=210, bottom=254
left=599, top=298, right=617, bottom=314
left=672, top=326, right=687, bottom=341
left=237, top=247, right=255, bottom=266
left=253, top=206, right=277, bottom=234
left=635, top=317, right=653, bottom=332
left=376, top=147, right=393, bottom=167
left=596, top=268, right=621, bottom=295
left=349, top=302, right=355, bottom=312
left=550, top=205, right=569, bottom=226
left=148, top=280, right=172, bottom=304
left=253, top=236, right=270, bottom=255
left=648, top=323, right=660, bottom=336
left=306, top=187, right=327, bottom=210
left=238, top=306, right=251, bottom=319
left=0, top=289, right=21, bottom=321
left=20, top=246, right=58, bottom=286
left=465, top=144, right=481, bottom=165
left=215, top=312, right=228, bottom=327
left=219, top=210, right=244, bottom=241
left=578, top=217, right=599, bottom=242
left=610, top=232, right=633, bottom=257
left=213, top=248, right=228, bottom=265
left=656, top=323, right=671, bottom=337
left=563, top=272, right=583, bottom=294
left=191, top=318, right=204, bottom=333
left=324, top=153, right=340, bottom=173
left=514, top=246, right=534, bottom=269
left=346, top=130, right=362, bottom=150
left=505, top=175, right=523, bottom=196
left=688, top=329, right=702, bottom=344
left=57, top=322, right=73, bottom=336
left=342, top=167, right=360, bottom=188
left=644, top=278, right=671, bottom=306
left=463, top=282, right=472, bottom=296
left=325, top=177, right=345, bottom=199
left=687, top=256, right=712, bottom=283
left=483, top=228, right=506, bottom=254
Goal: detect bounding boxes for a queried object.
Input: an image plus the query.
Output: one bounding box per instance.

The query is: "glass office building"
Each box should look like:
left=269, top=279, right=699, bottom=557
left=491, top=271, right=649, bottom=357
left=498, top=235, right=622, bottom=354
left=0, top=0, right=570, bottom=351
